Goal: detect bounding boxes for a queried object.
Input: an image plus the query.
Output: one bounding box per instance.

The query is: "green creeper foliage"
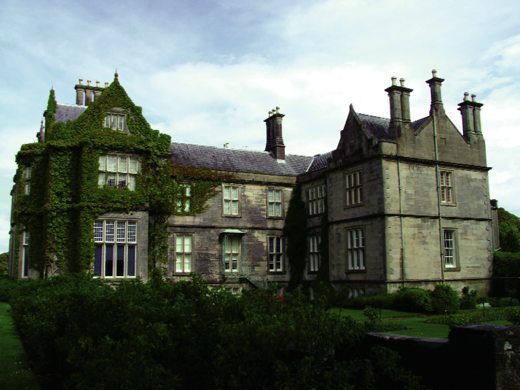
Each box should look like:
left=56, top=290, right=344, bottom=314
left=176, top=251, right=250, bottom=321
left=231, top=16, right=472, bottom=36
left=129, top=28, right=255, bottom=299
left=12, top=76, right=223, bottom=277
left=283, top=185, right=307, bottom=290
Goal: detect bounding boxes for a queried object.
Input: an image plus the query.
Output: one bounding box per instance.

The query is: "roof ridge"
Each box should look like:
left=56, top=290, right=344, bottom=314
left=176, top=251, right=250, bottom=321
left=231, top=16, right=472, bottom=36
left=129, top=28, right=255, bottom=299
left=57, top=102, right=87, bottom=108
left=171, top=142, right=312, bottom=158
left=357, top=112, right=390, bottom=121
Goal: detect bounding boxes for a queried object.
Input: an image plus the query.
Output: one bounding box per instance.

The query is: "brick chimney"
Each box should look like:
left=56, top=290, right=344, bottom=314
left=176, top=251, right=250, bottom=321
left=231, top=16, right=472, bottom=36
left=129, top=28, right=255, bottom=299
left=264, top=107, right=285, bottom=160
left=458, top=92, right=483, bottom=142
left=426, top=69, right=445, bottom=114
left=385, top=76, right=413, bottom=137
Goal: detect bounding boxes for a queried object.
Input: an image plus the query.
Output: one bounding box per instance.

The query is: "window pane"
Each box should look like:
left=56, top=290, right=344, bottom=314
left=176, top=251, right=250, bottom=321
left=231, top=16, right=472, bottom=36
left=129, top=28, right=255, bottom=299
left=105, top=221, right=115, bottom=242
left=94, top=221, right=103, bottom=242
left=94, top=245, right=102, bottom=276
left=117, top=221, right=126, bottom=243
left=128, top=158, right=139, bottom=174
left=116, top=245, right=125, bottom=276
left=118, top=157, right=128, bottom=173
left=107, top=156, right=117, bottom=172
left=127, top=222, right=137, bottom=243
left=105, top=244, right=114, bottom=276
left=127, top=246, right=136, bottom=276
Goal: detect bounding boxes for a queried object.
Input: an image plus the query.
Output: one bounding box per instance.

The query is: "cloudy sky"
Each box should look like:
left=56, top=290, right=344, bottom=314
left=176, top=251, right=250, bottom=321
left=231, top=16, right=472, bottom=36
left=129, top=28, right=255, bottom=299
left=0, top=0, right=519, bottom=253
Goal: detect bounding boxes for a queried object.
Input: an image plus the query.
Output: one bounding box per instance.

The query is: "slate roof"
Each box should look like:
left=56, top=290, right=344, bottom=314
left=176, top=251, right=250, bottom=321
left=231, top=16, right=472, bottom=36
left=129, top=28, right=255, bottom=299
left=357, top=113, right=430, bottom=140
left=171, top=143, right=313, bottom=177
left=307, top=151, right=333, bottom=173
left=357, top=113, right=392, bottom=140
left=55, top=104, right=86, bottom=123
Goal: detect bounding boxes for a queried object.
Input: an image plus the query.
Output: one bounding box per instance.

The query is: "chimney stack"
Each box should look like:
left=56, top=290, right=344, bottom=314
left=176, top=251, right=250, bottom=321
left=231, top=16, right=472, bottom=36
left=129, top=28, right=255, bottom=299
left=75, top=78, right=107, bottom=106
left=426, top=69, right=444, bottom=113
left=458, top=92, right=483, bottom=142
left=385, top=76, right=413, bottom=137
left=75, top=79, right=85, bottom=105
left=264, top=107, right=285, bottom=160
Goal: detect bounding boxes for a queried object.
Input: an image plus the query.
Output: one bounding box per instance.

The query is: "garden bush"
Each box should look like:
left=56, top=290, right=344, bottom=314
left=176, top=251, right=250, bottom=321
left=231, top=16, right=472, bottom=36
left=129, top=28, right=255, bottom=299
left=459, top=287, right=477, bottom=310
left=393, top=287, right=433, bottom=313
left=9, top=274, right=427, bottom=389
left=0, top=276, right=18, bottom=302
left=336, top=292, right=395, bottom=309
left=430, top=284, right=460, bottom=314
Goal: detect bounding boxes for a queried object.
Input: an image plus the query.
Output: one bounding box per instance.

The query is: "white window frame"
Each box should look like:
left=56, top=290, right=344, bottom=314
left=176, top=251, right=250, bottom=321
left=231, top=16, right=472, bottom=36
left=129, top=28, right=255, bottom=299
left=345, top=170, right=363, bottom=207
left=176, top=184, right=192, bottom=213
left=175, top=235, right=192, bottom=273
left=23, top=166, right=31, bottom=195
left=223, top=235, right=241, bottom=272
left=104, top=112, right=126, bottom=131
left=223, top=185, right=240, bottom=216
left=21, top=230, right=29, bottom=278
left=268, top=236, right=284, bottom=273
left=93, top=220, right=137, bottom=278
left=443, top=229, right=457, bottom=269
left=347, top=228, right=365, bottom=271
left=440, top=170, right=454, bottom=204
left=98, top=155, right=140, bottom=190
left=267, top=189, right=283, bottom=218
left=307, top=184, right=326, bottom=216
left=308, top=234, right=321, bottom=273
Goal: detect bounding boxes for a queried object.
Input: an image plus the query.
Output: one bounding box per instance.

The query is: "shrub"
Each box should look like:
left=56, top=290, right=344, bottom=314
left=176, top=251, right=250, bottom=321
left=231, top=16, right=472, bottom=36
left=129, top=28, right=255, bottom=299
left=489, top=296, right=520, bottom=307
left=507, top=308, right=520, bottom=326
left=493, top=251, right=520, bottom=277
left=393, top=287, right=432, bottom=313
left=336, top=292, right=395, bottom=309
left=430, top=284, right=460, bottom=314
left=460, top=287, right=477, bottom=310
left=9, top=274, right=429, bottom=389
left=0, top=277, right=18, bottom=302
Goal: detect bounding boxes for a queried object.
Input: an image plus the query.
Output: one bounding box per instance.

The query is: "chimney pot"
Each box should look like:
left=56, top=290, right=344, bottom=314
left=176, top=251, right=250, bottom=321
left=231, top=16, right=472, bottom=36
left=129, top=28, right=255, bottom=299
left=432, top=69, right=437, bottom=77
left=400, top=78, right=405, bottom=87
left=78, top=78, right=83, bottom=85
left=96, top=81, right=100, bottom=88
left=464, top=92, right=470, bottom=101
left=87, top=80, right=91, bottom=87
left=391, top=76, right=397, bottom=86
left=471, top=94, right=477, bottom=102
left=104, top=82, right=109, bottom=88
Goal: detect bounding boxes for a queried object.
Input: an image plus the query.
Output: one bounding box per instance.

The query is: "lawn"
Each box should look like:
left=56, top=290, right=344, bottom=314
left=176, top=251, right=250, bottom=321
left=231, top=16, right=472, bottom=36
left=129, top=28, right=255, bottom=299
left=0, top=302, right=39, bottom=389
left=329, top=307, right=512, bottom=339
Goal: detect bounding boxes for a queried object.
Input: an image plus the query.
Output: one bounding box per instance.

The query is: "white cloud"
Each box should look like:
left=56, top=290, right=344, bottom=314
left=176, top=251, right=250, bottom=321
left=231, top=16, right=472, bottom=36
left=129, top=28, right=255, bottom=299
left=1, top=0, right=520, bottom=253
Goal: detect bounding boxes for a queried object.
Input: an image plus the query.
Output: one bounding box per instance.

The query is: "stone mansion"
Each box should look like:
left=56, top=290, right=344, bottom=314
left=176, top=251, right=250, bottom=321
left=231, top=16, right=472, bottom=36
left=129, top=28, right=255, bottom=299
left=8, top=71, right=497, bottom=295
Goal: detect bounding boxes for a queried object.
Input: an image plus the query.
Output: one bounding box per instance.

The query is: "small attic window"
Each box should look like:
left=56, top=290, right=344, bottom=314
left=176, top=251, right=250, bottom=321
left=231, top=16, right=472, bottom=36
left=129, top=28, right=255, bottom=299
left=104, top=110, right=126, bottom=132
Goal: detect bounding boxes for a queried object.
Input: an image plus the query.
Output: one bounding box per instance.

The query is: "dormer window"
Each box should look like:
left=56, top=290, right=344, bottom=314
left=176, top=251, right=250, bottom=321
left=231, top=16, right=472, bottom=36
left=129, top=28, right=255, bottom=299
left=104, top=111, right=126, bottom=132
left=98, top=155, right=140, bottom=190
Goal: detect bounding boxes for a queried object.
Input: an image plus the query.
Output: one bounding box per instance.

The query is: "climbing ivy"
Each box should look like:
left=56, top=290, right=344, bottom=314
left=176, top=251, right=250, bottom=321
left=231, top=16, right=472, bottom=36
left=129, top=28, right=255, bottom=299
left=12, top=75, right=226, bottom=278
left=283, top=184, right=307, bottom=290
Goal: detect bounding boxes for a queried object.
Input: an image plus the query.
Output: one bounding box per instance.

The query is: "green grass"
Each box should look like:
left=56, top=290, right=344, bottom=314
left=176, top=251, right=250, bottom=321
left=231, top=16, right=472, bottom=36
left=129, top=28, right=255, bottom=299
left=330, top=307, right=514, bottom=339
left=0, top=302, right=39, bottom=389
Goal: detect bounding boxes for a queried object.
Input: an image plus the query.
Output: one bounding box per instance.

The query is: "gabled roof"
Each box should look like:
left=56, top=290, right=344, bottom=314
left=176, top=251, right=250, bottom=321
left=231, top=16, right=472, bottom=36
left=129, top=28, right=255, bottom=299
left=307, top=151, right=333, bottom=173
left=356, top=112, right=430, bottom=140
left=171, top=143, right=313, bottom=177
left=55, top=103, right=86, bottom=123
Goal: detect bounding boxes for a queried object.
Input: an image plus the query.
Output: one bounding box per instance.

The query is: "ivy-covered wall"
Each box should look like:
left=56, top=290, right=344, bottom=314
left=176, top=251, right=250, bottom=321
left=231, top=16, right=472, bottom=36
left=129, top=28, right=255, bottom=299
left=11, top=75, right=221, bottom=278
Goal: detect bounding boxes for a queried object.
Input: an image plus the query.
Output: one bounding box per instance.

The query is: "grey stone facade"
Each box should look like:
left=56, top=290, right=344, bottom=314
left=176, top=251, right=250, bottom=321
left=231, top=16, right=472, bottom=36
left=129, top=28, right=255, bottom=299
left=10, top=71, right=496, bottom=295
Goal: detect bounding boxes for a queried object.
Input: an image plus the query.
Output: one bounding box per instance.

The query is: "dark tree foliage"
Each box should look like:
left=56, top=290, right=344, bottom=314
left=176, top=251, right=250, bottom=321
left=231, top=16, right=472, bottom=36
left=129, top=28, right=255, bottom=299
left=498, top=207, right=520, bottom=252
left=283, top=185, right=308, bottom=290
left=0, top=252, right=7, bottom=276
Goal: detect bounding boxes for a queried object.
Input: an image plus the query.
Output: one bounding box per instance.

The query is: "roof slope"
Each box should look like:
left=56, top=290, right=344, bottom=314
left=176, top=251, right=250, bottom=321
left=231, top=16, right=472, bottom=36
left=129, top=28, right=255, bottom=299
left=55, top=103, right=86, bottom=123
left=356, top=112, right=430, bottom=140
left=171, top=143, right=313, bottom=176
